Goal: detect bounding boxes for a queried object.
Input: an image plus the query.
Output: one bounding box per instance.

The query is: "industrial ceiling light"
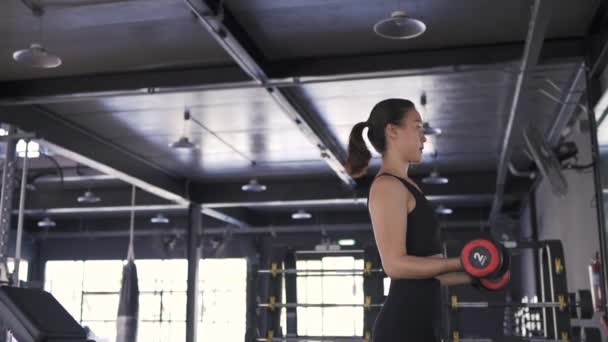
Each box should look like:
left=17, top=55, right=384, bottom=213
left=418, top=93, right=441, bottom=136
left=13, top=5, right=62, bottom=69
left=150, top=213, right=170, bottom=224
left=291, top=209, right=312, bottom=220
left=170, top=109, right=197, bottom=150
left=422, top=169, right=449, bottom=185
left=423, top=122, right=442, bottom=136
left=374, top=7, right=426, bottom=40
left=37, top=217, right=56, bottom=228
left=241, top=178, right=267, bottom=192
left=13, top=43, right=62, bottom=69
left=77, top=190, right=101, bottom=204
left=435, top=204, right=453, bottom=215
left=169, top=137, right=197, bottom=150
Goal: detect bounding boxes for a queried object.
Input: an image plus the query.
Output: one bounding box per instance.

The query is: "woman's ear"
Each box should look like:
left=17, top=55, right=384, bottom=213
left=385, top=123, right=399, bottom=140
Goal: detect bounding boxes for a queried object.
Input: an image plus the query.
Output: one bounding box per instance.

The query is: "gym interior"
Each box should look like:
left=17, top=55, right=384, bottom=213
left=0, top=1, right=607, bottom=341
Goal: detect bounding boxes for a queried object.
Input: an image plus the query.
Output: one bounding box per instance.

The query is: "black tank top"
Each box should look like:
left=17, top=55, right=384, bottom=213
left=369, top=173, right=444, bottom=341
left=369, top=173, right=442, bottom=256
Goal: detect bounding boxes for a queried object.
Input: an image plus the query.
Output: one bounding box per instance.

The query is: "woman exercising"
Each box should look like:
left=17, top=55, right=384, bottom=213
left=345, top=99, right=472, bottom=341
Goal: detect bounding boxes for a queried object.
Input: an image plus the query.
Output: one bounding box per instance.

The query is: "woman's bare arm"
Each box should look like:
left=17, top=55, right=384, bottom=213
left=369, top=176, right=462, bottom=279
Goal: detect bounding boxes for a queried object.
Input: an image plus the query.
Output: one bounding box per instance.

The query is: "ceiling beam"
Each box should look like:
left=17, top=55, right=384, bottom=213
left=587, top=0, right=608, bottom=78
left=32, top=220, right=490, bottom=240
left=185, top=0, right=354, bottom=186
left=196, top=171, right=529, bottom=205
left=267, top=38, right=583, bottom=80
left=0, top=39, right=584, bottom=105
left=0, top=66, right=249, bottom=105
left=22, top=171, right=528, bottom=211
left=0, top=105, right=188, bottom=204
left=491, top=0, right=553, bottom=220
left=19, top=194, right=508, bottom=216
left=0, top=106, right=249, bottom=227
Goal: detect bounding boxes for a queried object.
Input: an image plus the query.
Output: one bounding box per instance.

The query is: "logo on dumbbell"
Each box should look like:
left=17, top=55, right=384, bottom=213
left=473, top=252, right=487, bottom=266
left=470, top=247, right=491, bottom=267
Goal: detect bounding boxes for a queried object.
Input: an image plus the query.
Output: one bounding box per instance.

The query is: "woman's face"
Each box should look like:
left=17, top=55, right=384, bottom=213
left=386, top=109, right=427, bottom=163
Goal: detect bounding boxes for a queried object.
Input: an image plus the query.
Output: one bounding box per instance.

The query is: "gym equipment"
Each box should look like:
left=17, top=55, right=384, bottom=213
left=258, top=261, right=383, bottom=277
left=256, top=337, right=369, bottom=342
left=259, top=295, right=383, bottom=311
left=0, top=127, right=19, bottom=284
left=0, top=286, right=90, bottom=342
left=460, top=239, right=505, bottom=278
left=449, top=241, right=573, bottom=342
left=13, top=138, right=30, bottom=287
left=573, top=289, right=594, bottom=319
left=475, top=243, right=512, bottom=291
left=583, top=328, right=601, bottom=342
left=522, top=123, right=568, bottom=197
left=449, top=294, right=594, bottom=315
left=478, top=270, right=511, bottom=291
left=116, top=186, right=139, bottom=342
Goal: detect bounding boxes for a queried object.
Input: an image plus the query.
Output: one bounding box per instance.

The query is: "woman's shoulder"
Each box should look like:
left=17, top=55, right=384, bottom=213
left=369, top=175, right=414, bottom=203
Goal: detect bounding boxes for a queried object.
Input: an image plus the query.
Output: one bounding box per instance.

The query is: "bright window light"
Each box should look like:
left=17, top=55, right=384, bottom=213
left=45, top=258, right=247, bottom=342
left=383, top=277, right=391, bottom=296
left=16, top=140, right=40, bottom=158
left=0, top=128, right=7, bottom=136
left=296, top=257, right=364, bottom=337
left=338, top=239, right=356, bottom=246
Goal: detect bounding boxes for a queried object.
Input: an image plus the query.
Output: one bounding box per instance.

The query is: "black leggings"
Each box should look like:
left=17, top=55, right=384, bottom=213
left=372, top=278, right=441, bottom=342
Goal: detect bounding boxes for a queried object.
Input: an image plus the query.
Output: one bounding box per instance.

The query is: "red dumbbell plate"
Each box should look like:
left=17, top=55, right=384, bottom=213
left=460, top=239, right=501, bottom=278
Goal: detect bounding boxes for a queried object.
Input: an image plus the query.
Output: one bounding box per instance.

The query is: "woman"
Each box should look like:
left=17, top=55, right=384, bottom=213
left=345, top=99, right=472, bottom=341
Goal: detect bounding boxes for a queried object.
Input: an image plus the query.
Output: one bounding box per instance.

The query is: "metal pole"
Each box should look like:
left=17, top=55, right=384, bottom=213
left=491, top=0, right=552, bottom=220
left=245, top=255, right=259, bottom=342
left=284, top=251, right=297, bottom=337
left=0, top=126, right=18, bottom=285
left=584, top=58, right=608, bottom=314
left=185, top=203, right=202, bottom=342
left=12, top=139, right=29, bottom=286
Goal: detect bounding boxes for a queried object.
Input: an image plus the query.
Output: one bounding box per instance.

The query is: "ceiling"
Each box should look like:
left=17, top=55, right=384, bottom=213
left=0, top=0, right=600, bottom=234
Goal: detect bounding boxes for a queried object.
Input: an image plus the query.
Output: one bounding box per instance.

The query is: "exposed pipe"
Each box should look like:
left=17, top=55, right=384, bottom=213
left=16, top=194, right=512, bottom=216
left=546, top=63, right=587, bottom=146
left=184, top=0, right=355, bottom=186
left=491, top=0, right=552, bottom=221
left=32, top=221, right=490, bottom=239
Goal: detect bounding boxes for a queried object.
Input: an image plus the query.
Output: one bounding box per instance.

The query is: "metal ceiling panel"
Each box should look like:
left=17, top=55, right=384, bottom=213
left=1, top=0, right=232, bottom=81
left=45, top=88, right=273, bottom=114
left=153, top=154, right=331, bottom=181
left=301, top=70, right=511, bottom=126
left=227, top=0, right=593, bottom=60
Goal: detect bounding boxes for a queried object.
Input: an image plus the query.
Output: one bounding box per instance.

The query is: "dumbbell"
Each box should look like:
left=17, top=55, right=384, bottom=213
left=461, top=238, right=511, bottom=290
left=478, top=243, right=510, bottom=290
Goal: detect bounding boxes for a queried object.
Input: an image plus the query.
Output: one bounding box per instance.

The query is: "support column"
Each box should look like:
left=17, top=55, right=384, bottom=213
left=363, top=246, right=383, bottom=341
left=186, top=203, right=202, bottom=342
left=284, top=250, right=297, bottom=337
left=0, top=126, right=17, bottom=285
left=585, top=12, right=608, bottom=311
left=245, top=252, right=259, bottom=342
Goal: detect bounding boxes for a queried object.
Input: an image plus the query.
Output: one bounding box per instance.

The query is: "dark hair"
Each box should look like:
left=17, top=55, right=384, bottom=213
left=345, top=98, right=416, bottom=177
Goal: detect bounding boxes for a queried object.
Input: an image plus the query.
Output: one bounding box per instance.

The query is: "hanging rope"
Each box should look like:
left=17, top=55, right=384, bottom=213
left=127, top=185, right=136, bottom=261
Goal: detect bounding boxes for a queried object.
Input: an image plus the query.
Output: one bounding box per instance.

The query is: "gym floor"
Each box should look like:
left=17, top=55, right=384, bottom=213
left=0, top=1, right=606, bottom=341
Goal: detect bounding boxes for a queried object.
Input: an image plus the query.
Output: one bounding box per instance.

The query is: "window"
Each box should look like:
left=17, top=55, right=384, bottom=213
left=295, top=256, right=364, bottom=337
left=45, top=258, right=247, bottom=342
left=7, top=258, right=29, bottom=282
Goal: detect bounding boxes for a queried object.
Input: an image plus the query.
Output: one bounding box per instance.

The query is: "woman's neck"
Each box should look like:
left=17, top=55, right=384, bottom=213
left=380, top=154, right=410, bottom=179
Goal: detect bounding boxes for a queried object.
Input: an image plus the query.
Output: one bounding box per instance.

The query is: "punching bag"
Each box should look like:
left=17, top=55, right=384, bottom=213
left=116, top=186, right=139, bottom=342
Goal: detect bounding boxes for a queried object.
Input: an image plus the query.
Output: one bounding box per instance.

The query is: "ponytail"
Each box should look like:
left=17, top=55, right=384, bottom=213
left=345, top=121, right=372, bottom=178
